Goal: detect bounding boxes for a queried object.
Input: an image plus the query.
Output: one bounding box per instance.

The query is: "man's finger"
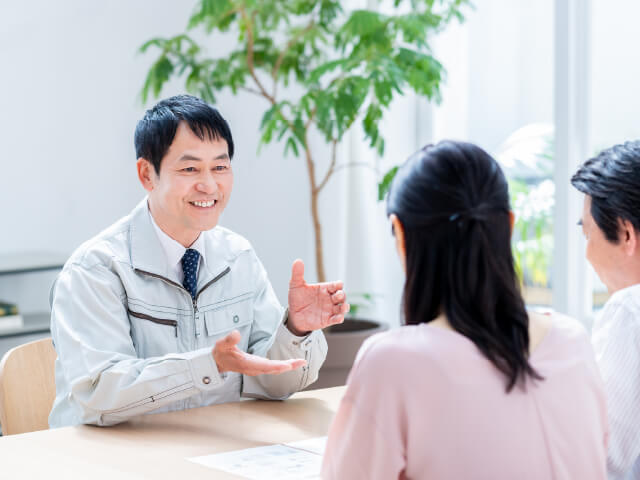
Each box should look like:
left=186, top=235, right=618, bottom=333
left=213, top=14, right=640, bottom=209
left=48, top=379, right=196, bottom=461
left=289, top=259, right=306, bottom=288
left=326, top=314, right=345, bottom=327
left=240, top=353, right=307, bottom=376
left=287, top=358, right=307, bottom=370
left=217, top=330, right=242, bottom=350
left=331, top=302, right=350, bottom=315
left=331, top=290, right=346, bottom=304
left=325, top=281, right=344, bottom=294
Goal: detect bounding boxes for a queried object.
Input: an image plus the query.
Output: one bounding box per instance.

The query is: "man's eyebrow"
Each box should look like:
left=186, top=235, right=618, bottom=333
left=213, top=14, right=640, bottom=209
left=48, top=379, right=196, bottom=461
left=178, top=154, right=203, bottom=162
left=177, top=153, right=230, bottom=161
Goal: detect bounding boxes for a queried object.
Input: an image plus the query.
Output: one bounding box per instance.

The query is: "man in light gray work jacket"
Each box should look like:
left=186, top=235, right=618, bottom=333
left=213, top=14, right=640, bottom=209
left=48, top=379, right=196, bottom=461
left=48, top=94, right=349, bottom=427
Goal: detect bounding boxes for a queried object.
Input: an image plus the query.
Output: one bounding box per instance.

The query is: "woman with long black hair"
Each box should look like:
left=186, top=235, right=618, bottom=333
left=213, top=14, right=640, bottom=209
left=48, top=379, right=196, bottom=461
left=322, top=141, right=607, bottom=479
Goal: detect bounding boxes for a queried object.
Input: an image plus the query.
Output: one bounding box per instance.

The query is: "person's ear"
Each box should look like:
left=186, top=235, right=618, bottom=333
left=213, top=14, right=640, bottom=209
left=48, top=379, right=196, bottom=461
left=620, top=219, right=638, bottom=256
left=509, top=210, right=515, bottom=236
left=390, top=214, right=407, bottom=272
left=137, top=158, right=156, bottom=192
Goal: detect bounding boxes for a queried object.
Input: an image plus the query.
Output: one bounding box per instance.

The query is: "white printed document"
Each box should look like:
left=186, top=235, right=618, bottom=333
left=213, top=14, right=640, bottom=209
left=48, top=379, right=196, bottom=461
left=187, top=436, right=327, bottom=480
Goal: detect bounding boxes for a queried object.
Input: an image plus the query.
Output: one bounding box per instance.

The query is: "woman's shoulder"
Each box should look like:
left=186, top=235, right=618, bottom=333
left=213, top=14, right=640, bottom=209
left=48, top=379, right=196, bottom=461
left=535, top=311, right=590, bottom=344
left=528, top=311, right=595, bottom=366
left=345, top=325, right=444, bottom=398
left=351, top=324, right=471, bottom=378
left=353, top=315, right=592, bottom=376
left=357, top=324, right=439, bottom=355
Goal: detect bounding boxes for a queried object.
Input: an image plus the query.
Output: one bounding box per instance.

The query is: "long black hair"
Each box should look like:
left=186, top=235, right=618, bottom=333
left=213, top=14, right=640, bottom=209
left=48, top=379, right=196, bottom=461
left=387, top=140, right=542, bottom=392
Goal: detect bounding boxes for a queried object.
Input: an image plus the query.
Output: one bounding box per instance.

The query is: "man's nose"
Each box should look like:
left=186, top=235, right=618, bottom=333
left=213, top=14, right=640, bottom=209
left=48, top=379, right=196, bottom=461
left=195, top=172, right=219, bottom=194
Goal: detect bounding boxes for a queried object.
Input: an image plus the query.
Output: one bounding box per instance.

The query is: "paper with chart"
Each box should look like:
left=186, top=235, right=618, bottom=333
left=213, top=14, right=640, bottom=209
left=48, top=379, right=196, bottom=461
left=284, top=436, right=327, bottom=455
left=187, top=436, right=327, bottom=480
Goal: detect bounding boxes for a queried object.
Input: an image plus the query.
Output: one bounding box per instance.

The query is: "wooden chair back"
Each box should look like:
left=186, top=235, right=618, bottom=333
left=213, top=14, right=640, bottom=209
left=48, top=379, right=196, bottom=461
left=0, top=338, right=57, bottom=435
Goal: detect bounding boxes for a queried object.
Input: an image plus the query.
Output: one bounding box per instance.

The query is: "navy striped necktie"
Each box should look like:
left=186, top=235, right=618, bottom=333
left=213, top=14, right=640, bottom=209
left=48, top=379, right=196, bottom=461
left=181, top=248, right=200, bottom=299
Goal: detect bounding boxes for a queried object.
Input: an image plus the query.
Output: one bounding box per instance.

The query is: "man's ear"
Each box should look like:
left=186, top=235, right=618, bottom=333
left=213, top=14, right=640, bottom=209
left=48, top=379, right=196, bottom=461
left=137, top=158, right=156, bottom=192
left=621, top=219, right=638, bottom=256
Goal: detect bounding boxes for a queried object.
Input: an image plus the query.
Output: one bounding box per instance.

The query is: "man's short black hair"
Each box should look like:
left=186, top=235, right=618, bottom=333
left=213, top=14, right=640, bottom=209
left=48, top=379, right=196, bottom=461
left=134, top=94, right=234, bottom=175
left=571, top=140, right=640, bottom=243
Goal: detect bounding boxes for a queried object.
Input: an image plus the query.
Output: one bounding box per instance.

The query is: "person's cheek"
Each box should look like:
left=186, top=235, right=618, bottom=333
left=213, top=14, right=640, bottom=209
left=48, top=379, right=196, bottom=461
left=585, top=238, right=595, bottom=267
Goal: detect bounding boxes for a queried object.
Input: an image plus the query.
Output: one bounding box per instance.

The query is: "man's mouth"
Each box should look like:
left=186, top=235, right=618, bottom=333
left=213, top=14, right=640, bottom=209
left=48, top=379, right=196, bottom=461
left=190, top=200, right=217, bottom=208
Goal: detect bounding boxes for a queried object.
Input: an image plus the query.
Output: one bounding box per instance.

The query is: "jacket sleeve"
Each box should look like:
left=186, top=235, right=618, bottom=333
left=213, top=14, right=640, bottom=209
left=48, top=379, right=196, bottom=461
left=49, top=262, right=223, bottom=427
left=241, top=257, right=327, bottom=400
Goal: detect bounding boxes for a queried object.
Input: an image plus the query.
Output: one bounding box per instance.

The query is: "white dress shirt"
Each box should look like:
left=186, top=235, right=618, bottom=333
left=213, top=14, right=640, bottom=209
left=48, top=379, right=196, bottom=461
left=148, top=207, right=206, bottom=285
left=592, top=283, right=640, bottom=480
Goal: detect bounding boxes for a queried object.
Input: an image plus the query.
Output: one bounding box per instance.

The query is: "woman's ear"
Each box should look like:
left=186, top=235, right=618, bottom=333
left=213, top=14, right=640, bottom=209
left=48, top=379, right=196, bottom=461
left=509, top=210, right=516, bottom=236
left=390, top=214, right=407, bottom=273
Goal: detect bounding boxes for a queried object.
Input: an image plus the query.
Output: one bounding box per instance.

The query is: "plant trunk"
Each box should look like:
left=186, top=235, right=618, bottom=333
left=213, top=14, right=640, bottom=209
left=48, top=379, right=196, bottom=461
left=310, top=188, right=326, bottom=283
left=304, top=145, right=326, bottom=283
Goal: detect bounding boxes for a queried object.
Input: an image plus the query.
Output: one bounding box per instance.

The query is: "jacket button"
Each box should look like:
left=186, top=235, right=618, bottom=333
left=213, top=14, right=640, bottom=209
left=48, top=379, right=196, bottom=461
left=202, top=376, right=211, bottom=385
left=233, top=315, right=239, bottom=323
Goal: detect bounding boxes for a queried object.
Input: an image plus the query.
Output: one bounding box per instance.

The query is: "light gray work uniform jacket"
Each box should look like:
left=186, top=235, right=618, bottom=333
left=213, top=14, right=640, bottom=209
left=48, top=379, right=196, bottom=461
left=48, top=199, right=327, bottom=427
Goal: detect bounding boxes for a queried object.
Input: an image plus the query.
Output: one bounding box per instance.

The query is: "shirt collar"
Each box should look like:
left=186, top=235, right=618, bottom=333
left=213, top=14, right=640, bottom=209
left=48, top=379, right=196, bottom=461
left=147, top=206, right=206, bottom=273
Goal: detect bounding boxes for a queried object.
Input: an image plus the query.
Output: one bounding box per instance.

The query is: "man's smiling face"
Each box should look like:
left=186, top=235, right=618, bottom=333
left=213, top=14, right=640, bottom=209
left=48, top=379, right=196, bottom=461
left=138, top=122, right=233, bottom=247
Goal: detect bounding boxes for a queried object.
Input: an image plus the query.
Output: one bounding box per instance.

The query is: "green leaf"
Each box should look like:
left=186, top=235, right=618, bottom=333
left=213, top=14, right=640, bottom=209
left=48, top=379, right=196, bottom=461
left=284, top=136, right=300, bottom=156
left=141, top=56, right=174, bottom=103
left=341, top=10, right=384, bottom=38
left=378, top=165, right=399, bottom=201
left=188, top=0, right=236, bottom=31
left=363, top=102, right=383, bottom=151
left=260, top=104, right=279, bottom=129
left=307, top=59, right=348, bottom=85
left=139, top=37, right=167, bottom=54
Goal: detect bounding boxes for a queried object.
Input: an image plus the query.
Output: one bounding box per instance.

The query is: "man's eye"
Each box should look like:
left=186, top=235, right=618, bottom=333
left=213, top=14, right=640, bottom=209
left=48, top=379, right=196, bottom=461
left=182, top=167, right=196, bottom=172
left=214, top=165, right=229, bottom=172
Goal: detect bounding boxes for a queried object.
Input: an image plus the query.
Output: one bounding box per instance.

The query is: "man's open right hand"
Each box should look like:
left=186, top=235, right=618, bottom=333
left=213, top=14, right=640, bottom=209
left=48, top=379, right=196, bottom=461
left=212, top=330, right=306, bottom=376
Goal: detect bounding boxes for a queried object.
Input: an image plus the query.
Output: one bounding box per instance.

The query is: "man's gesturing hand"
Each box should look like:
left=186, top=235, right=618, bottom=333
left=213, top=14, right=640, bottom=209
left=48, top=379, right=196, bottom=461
left=287, top=259, right=350, bottom=336
left=213, top=330, right=306, bottom=376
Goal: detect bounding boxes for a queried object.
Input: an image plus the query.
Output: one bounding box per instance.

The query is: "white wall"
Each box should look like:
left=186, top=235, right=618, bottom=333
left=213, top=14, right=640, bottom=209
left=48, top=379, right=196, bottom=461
left=0, top=1, right=332, bottom=312
left=432, top=0, right=554, bottom=151
left=591, top=0, right=640, bottom=150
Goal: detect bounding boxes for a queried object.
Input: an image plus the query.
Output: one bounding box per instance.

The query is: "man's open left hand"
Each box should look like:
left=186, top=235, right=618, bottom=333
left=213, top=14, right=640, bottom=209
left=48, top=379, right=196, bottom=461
left=287, top=259, right=350, bottom=336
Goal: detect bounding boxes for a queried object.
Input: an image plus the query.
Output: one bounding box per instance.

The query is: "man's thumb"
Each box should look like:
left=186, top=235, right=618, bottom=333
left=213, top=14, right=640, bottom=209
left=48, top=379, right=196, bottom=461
left=289, top=259, right=305, bottom=287
left=218, top=330, right=242, bottom=349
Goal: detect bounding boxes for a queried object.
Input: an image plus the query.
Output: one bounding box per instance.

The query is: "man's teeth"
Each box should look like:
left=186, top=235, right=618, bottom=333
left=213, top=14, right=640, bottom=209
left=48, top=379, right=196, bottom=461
left=192, top=200, right=216, bottom=207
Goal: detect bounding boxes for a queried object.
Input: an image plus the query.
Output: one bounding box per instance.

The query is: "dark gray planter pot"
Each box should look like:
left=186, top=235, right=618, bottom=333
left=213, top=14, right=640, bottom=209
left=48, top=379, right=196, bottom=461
left=309, top=318, right=389, bottom=389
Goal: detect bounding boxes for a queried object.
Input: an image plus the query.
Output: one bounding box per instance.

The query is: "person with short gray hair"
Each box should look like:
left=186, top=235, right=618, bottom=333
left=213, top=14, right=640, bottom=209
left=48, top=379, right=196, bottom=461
left=572, top=140, right=640, bottom=479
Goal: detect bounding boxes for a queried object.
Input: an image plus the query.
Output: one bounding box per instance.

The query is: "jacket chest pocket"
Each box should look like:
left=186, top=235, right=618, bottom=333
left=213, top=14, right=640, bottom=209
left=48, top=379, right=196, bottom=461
left=128, top=307, right=180, bottom=357
left=203, top=294, right=253, bottom=351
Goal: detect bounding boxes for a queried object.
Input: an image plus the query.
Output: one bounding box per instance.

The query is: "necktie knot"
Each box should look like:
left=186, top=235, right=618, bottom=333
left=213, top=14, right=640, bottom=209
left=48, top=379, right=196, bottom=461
left=181, top=248, right=200, bottom=299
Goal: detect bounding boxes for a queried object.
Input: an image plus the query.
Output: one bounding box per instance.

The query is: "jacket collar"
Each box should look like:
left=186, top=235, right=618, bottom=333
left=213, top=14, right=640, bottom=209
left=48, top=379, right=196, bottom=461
left=129, top=197, right=231, bottom=285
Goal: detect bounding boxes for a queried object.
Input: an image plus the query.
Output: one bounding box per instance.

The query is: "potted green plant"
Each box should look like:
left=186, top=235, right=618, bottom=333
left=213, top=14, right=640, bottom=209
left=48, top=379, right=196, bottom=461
left=140, top=0, right=468, bottom=386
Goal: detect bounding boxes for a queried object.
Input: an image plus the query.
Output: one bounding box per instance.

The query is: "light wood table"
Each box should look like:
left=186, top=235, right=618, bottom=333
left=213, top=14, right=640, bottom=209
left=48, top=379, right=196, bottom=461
left=0, top=386, right=346, bottom=479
